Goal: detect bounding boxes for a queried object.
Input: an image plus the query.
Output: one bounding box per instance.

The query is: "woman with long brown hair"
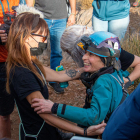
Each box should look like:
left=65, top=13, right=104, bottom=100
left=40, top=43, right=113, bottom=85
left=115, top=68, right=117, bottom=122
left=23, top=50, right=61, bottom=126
left=6, top=12, right=106, bottom=140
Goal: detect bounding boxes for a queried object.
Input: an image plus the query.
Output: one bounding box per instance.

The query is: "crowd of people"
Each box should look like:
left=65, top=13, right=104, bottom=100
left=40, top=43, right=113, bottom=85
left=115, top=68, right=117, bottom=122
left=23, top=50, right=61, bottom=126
left=0, top=0, right=140, bottom=140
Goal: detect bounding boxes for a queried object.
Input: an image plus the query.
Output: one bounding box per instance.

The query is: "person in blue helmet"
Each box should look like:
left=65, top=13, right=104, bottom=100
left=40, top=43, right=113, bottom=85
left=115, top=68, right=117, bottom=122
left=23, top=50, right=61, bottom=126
left=102, top=83, right=140, bottom=140
left=31, top=31, right=130, bottom=138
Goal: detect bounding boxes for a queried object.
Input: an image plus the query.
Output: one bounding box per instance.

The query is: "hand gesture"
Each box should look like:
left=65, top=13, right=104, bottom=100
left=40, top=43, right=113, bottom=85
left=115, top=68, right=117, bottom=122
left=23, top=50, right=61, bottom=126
left=31, top=98, right=54, bottom=114
left=87, top=121, right=106, bottom=136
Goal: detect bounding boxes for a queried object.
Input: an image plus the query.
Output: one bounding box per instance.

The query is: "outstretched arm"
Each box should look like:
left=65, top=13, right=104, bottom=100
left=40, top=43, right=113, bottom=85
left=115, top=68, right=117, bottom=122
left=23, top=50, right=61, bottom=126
left=43, top=66, right=84, bottom=82
left=123, top=55, right=140, bottom=84
left=26, top=91, right=106, bottom=136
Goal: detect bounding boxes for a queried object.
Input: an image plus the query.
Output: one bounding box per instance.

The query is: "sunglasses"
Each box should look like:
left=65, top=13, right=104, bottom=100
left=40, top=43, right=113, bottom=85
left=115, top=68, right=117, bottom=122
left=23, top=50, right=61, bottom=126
left=31, top=33, right=48, bottom=42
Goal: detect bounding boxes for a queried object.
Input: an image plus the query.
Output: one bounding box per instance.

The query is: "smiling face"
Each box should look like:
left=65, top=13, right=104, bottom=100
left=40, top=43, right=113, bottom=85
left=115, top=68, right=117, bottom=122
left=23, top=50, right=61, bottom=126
left=82, top=51, right=105, bottom=73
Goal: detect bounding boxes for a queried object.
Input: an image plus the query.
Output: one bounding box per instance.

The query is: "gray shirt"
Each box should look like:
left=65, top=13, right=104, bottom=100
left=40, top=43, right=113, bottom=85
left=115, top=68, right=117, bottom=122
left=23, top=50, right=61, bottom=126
left=34, top=0, right=68, bottom=19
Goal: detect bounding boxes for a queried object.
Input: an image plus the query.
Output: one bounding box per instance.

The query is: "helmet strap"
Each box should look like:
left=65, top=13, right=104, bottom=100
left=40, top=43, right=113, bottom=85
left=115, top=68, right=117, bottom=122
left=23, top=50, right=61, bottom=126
left=100, top=57, right=112, bottom=67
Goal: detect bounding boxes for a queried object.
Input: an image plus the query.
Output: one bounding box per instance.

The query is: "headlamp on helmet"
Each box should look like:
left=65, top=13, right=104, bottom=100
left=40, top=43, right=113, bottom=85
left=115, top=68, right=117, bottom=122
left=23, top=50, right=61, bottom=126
left=77, top=31, right=121, bottom=71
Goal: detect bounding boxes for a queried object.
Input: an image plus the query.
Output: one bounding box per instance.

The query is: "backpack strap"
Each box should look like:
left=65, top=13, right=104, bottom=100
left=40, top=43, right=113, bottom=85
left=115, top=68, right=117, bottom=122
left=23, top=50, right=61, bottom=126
left=105, top=74, right=131, bottom=122
left=0, top=0, right=10, bottom=15
left=110, top=74, right=128, bottom=105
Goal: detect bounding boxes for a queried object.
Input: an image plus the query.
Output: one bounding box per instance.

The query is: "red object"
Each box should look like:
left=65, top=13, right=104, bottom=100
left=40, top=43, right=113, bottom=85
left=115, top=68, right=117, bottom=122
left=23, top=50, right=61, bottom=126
left=133, top=1, right=140, bottom=7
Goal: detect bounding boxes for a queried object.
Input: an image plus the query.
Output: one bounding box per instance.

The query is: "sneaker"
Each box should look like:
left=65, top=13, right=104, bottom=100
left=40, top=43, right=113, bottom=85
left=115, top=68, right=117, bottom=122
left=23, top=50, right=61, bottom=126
left=48, top=83, right=64, bottom=94
left=57, top=129, right=74, bottom=140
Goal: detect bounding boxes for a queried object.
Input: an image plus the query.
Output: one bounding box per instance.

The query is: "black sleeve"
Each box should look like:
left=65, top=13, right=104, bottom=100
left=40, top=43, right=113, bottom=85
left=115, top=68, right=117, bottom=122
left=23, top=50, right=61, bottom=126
left=51, top=103, right=59, bottom=114
left=12, top=69, right=41, bottom=100
left=120, top=48, right=134, bottom=71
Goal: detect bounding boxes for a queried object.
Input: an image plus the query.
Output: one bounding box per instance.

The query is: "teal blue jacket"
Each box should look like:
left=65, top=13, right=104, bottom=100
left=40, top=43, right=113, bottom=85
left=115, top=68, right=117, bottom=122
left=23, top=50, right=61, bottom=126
left=92, top=0, right=130, bottom=21
left=57, top=70, right=129, bottom=127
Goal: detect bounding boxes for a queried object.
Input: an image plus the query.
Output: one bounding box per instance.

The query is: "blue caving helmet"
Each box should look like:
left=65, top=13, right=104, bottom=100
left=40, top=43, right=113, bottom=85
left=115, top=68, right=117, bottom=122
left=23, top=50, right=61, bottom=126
left=77, top=31, right=121, bottom=71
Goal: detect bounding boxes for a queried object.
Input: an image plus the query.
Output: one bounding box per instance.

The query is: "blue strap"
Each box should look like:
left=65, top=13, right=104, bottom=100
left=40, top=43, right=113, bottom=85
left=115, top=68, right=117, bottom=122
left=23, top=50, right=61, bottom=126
left=19, top=0, right=26, bottom=5
left=6, top=0, right=10, bottom=12
left=0, top=0, right=10, bottom=15
left=15, top=99, right=45, bottom=140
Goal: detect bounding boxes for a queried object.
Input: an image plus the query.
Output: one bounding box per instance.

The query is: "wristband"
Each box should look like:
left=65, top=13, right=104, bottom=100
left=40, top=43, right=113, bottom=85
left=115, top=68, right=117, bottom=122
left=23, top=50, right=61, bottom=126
left=71, top=13, right=76, bottom=16
left=126, top=76, right=131, bottom=82
left=84, top=128, right=87, bottom=136
left=51, top=103, right=59, bottom=114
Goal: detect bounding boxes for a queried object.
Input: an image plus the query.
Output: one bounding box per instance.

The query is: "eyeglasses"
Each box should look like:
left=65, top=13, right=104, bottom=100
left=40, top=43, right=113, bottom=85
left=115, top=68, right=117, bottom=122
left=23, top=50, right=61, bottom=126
left=31, top=33, right=48, bottom=42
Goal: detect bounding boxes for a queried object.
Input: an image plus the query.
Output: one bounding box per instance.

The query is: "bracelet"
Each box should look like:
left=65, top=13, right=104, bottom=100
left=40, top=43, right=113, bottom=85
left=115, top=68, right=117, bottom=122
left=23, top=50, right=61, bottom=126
left=84, top=128, right=87, bottom=136
left=71, top=13, right=76, bottom=16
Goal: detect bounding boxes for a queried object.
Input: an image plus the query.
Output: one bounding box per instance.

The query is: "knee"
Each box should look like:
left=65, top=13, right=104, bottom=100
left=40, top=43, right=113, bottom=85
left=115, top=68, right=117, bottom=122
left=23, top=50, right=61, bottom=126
left=0, top=115, right=10, bottom=121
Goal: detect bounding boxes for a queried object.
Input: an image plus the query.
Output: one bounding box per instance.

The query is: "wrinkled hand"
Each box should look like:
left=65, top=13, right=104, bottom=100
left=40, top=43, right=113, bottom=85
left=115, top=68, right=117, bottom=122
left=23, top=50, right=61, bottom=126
left=31, top=98, right=54, bottom=114
left=87, top=122, right=106, bottom=136
left=0, top=25, right=7, bottom=43
left=67, top=14, right=75, bottom=26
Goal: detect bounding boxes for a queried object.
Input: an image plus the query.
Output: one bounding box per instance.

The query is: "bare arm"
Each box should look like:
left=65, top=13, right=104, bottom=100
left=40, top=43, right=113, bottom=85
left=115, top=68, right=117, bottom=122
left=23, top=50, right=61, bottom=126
left=26, top=0, right=34, bottom=7
left=123, top=55, right=140, bottom=84
left=26, top=91, right=106, bottom=136
left=43, top=66, right=84, bottom=82
left=67, top=0, right=76, bottom=26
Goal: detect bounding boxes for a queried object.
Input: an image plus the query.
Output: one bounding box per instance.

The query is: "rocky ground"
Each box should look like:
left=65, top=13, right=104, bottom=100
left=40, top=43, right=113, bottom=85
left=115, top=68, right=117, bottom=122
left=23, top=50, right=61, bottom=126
left=11, top=1, right=140, bottom=140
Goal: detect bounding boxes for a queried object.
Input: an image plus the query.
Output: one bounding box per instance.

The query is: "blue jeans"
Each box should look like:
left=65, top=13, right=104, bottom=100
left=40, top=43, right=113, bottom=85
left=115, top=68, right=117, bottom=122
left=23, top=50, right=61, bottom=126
left=44, top=18, right=67, bottom=83
left=92, top=15, right=130, bottom=41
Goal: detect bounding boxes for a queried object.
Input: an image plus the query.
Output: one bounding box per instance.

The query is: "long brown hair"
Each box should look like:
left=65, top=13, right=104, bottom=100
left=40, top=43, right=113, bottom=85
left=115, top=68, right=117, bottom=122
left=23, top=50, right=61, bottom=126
left=6, top=12, right=49, bottom=93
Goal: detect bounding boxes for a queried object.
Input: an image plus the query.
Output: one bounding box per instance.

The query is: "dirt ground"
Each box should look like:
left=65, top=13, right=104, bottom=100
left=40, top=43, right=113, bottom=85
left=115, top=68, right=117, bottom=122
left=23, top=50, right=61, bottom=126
left=10, top=2, right=140, bottom=140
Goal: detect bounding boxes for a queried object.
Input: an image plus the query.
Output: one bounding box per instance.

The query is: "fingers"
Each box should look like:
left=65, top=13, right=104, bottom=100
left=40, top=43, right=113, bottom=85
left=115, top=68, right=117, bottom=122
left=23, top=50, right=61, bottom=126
left=0, top=30, right=7, bottom=43
left=101, top=120, right=104, bottom=124
left=0, top=30, right=5, bottom=34
left=94, top=123, right=106, bottom=130
left=123, top=77, right=129, bottom=84
left=67, top=15, right=75, bottom=26
left=31, top=102, right=40, bottom=108
left=67, top=20, right=75, bottom=26
left=34, top=106, right=42, bottom=112
left=31, top=98, right=53, bottom=114
left=32, top=98, right=42, bottom=103
left=87, top=122, right=107, bottom=136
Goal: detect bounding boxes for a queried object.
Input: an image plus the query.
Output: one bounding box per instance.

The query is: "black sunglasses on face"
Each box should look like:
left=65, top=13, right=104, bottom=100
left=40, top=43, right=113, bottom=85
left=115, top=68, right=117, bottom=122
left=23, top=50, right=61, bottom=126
left=31, top=33, right=47, bottom=42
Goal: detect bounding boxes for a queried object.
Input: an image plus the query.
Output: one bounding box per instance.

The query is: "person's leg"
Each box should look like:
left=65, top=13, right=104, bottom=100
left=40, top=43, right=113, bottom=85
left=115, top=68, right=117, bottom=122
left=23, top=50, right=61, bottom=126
left=92, top=15, right=108, bottom=32
left=49, top=18, right=67, bottom=71
left=108, top=15, right=130, bottom=41
left=44, top=18, right=67, bottom=93
left=0, top=62, right=14, bottom=138
left=0, top=115, right=11, bottom=138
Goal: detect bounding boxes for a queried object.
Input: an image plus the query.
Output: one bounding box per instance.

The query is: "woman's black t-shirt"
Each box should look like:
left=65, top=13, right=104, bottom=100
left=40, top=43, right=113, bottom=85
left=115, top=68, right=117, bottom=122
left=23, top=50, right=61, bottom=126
left=10, top=66, right=61, bottom=140
left=120, top=48, right=134, bottom=71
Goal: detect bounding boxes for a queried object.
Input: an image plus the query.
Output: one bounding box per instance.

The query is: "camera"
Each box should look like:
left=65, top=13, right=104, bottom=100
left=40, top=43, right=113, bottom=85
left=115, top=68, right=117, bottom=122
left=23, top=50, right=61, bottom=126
left=0, top=6, right=17, bottom=34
